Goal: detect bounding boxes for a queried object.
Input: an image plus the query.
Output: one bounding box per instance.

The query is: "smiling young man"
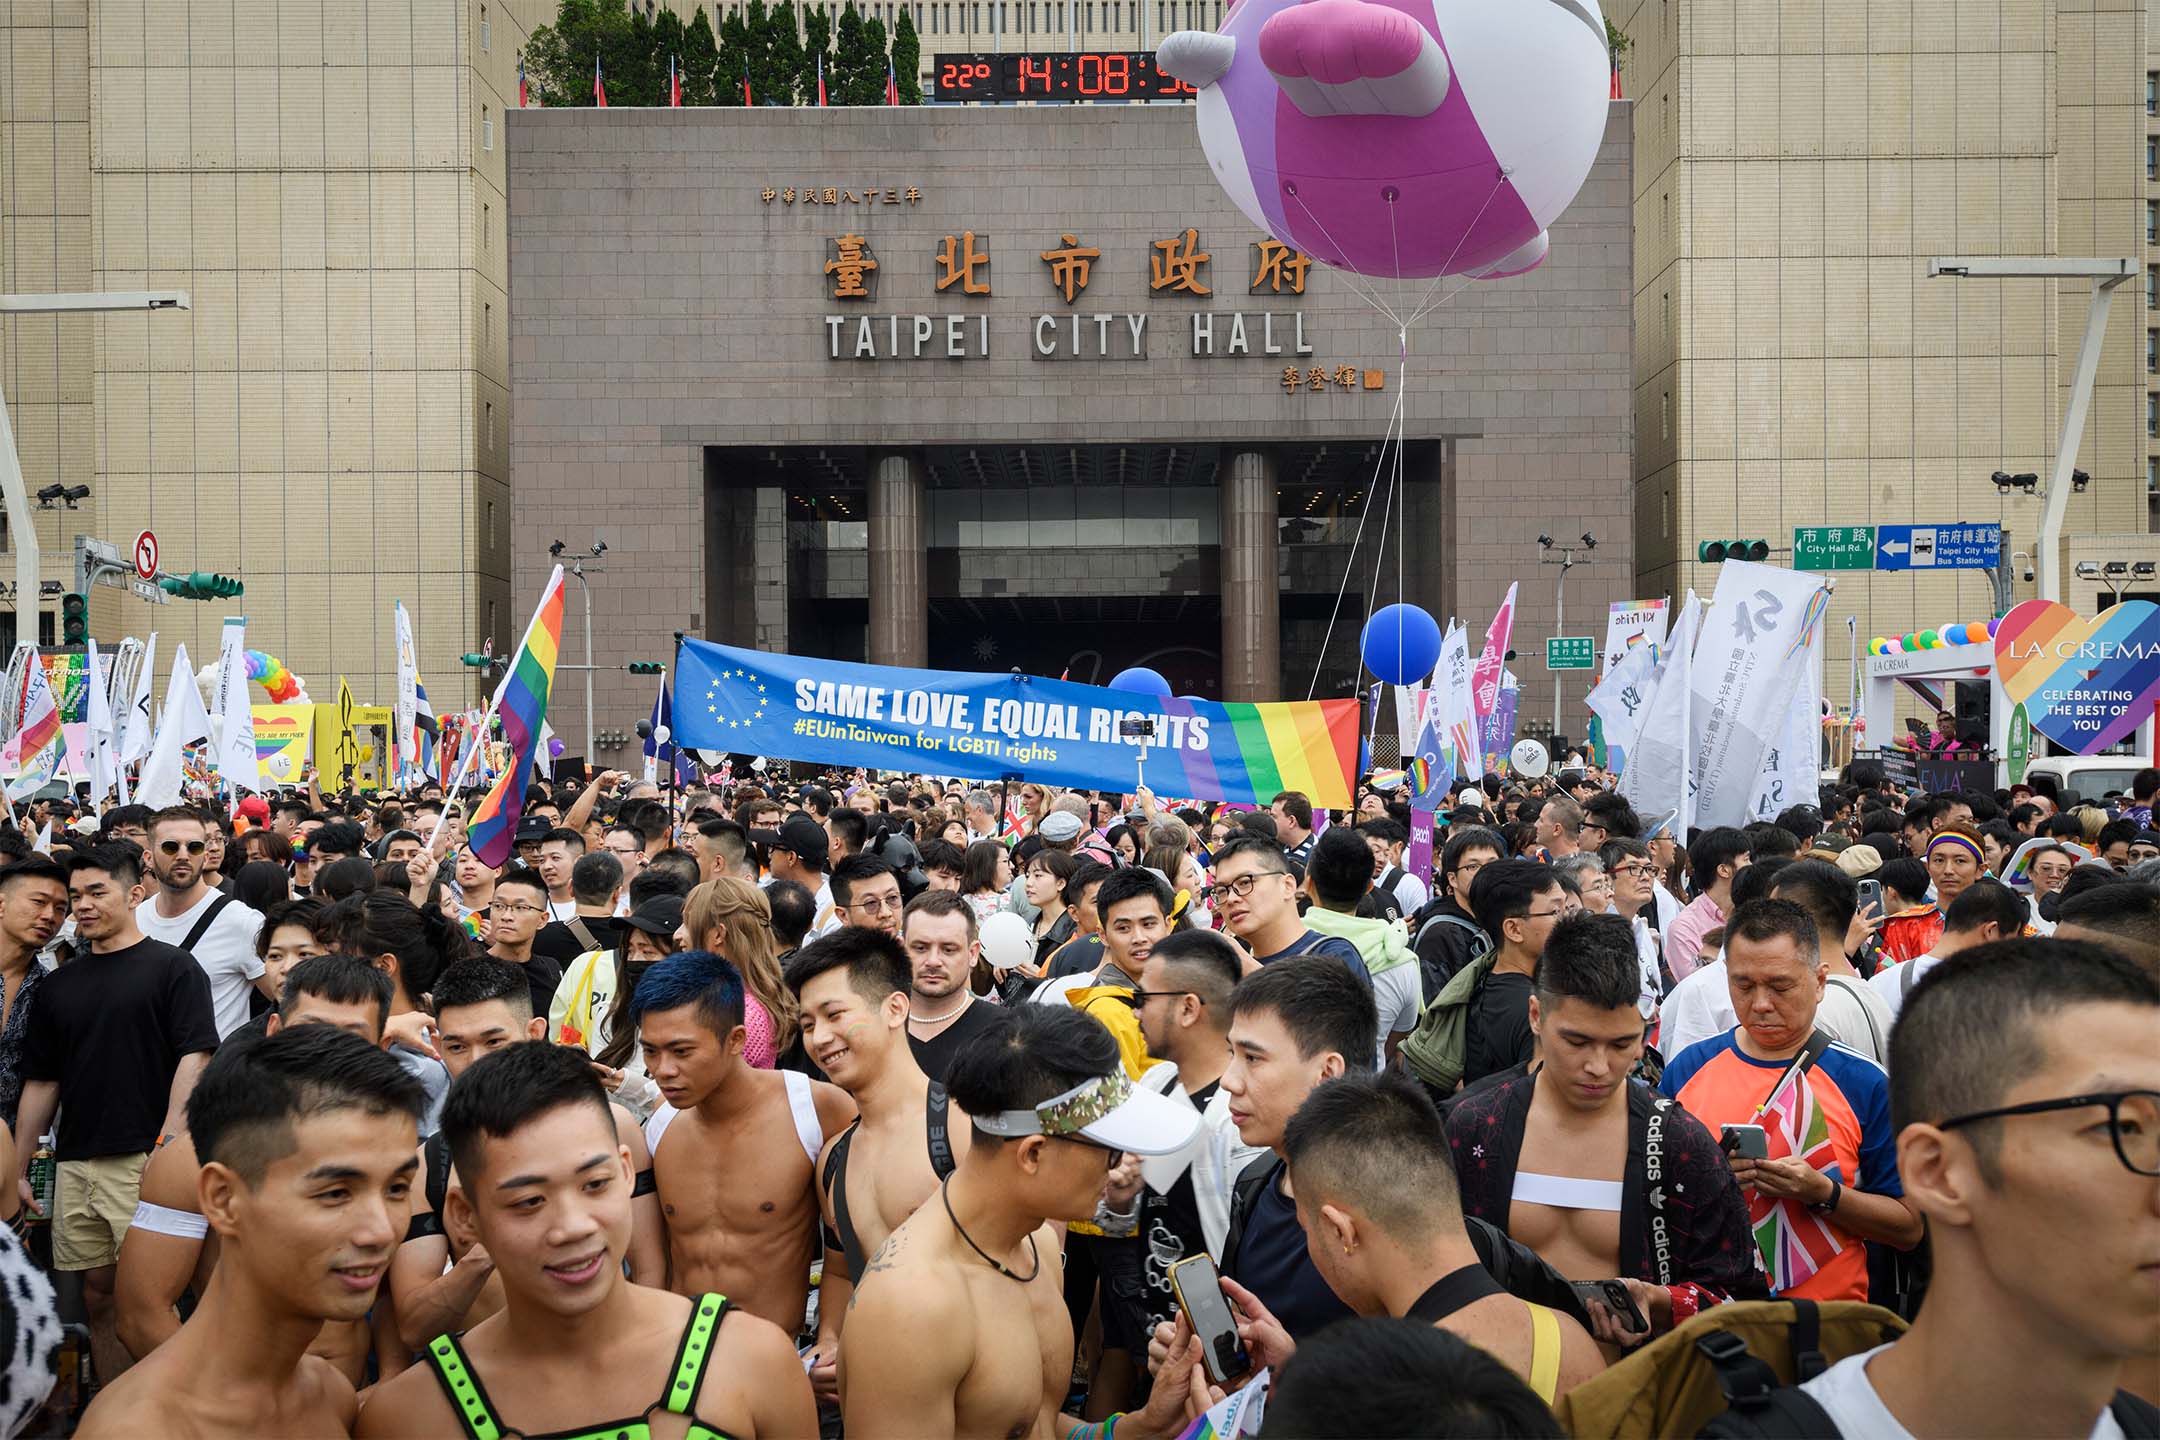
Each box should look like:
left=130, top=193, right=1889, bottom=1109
left=1444, top=914, right=1763, bottom=1347
left=787, top=926, right=971, bottom=1412
left=387, top=958, right=662, bottom=1353
left=357, top=1040, right=818, bottom=1439
left=1879, top=822, right=1986, bottom=966
left=80, top=1025, right=426, bottom=1438
left=135, top=806, right=266, bottom=1040
left=1797, top=940, right=2160, bottom=1436
left=634, top=949, right=854, bottom=1330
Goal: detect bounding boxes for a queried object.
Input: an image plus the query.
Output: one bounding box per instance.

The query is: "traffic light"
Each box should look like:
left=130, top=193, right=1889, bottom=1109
left=1698, top=539, right=1770, bottom=563
left=460, top=653, right=494, bottom=668
left=156, top=571, right=245, bottom=600
left=61, top=592, right=88, bottom=645
left=626, top=661, right=664, bottom=675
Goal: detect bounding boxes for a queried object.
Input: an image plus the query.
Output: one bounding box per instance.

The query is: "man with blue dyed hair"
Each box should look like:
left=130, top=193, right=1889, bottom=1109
left=632, top=950, right=856, bottom=1334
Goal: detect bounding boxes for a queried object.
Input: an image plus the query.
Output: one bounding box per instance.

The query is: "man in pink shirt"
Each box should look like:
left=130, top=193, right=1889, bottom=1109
left=1662, top=827, right=1751, bottom=983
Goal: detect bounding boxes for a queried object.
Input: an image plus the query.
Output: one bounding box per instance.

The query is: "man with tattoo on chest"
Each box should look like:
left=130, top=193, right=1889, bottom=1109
left=840, top=1004, right=1211, bottom=1440
left=636, top=950, right=856, bottom=1329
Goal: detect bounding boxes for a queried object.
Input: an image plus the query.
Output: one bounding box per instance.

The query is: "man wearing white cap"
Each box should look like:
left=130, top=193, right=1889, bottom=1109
left=840, top=1003, right=1208, bottom=1440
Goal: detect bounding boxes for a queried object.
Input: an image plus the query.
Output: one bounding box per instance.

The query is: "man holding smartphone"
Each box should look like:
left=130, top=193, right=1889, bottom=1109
left=1661, top=900, right=1922, bottom=1302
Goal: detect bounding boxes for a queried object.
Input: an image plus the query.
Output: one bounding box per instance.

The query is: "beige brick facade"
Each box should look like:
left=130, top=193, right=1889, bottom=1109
left=1615, top=0, right=2151, bottom=703
left=2, top=0, right=539, bottom=708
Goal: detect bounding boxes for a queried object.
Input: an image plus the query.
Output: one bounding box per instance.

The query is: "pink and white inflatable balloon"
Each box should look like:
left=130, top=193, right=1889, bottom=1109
left=1158, top=0, right=1611, bottom=280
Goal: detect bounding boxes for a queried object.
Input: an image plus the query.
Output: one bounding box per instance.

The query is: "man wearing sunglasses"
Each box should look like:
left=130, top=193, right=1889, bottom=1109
left=831, top=854, right=905, bottom=938
left=135, top=806, right=265, bottom=1040
left=1795, top=939, right=2160, bottom=1436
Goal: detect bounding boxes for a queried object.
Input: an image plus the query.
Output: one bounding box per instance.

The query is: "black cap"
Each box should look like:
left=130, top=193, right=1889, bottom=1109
left=749, top=814, right=830, bottom=871
left=515, top=815, right=551, bottom=843
left=622, top=894, right=686, bottom=938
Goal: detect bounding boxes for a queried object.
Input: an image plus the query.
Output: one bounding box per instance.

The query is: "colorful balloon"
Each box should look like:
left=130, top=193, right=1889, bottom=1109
left=1157, top=0, right=1610, bottom=280
left=244, top=648, right=308, bottom=703
left=1360, top=603, right=1443, bottom=685
left=1108, top=666, right=1173, bottom=697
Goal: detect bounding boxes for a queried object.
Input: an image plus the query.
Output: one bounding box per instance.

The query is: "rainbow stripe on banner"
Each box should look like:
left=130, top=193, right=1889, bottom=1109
left=466, top=569, right=566, bottom=868
left=673, top=640, right=1361, bottom=809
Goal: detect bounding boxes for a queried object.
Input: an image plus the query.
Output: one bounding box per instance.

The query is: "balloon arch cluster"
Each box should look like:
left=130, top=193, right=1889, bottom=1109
left=1868, top=619, right=1997, bottom=656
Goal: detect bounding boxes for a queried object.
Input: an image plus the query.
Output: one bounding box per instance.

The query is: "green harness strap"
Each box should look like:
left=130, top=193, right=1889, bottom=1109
left=422, top=1295, right=732, bottom=1440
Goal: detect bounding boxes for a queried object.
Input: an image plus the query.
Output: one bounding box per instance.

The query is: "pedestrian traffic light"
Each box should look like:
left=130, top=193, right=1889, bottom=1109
left=155, top=571, right=245, bottom=600
left=626, top=661, right=664, bottom=675
left=1698, top=539, right=1770, bottom=563
left=61, top=592, right=88, bottom=645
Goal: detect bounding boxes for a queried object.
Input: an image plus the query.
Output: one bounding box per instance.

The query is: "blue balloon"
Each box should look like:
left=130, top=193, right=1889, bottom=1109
left=1108, top=666, right=1173, bottom=697
left=1361, top=604, right=1443, bottom=686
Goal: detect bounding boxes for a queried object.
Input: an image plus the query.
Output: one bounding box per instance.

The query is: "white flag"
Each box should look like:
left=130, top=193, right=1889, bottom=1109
left=1619, top=592, right=1702, bottom=834
left=119, top=632, right=159, bottom=765
left=210, top=617, right=263, bottom=794
left=1433, top=622, right=1479, bottom=780
left=394, top=600, right=422, bottom=785
left=1586, top=639, right=1662, bottom=778
left=1753, top=620, right=1824, bottom=820
left=86, top=637, right=120, bottom=803
left=1688, top=561, right=1831, bottom=831
left=6, top=658, right=61, bottom=802
left=136, top=643, right=213, bottom=808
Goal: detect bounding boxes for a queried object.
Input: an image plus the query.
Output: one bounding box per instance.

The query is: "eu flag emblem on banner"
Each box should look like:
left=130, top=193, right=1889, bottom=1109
left=699, top=664, right=774, bottom=733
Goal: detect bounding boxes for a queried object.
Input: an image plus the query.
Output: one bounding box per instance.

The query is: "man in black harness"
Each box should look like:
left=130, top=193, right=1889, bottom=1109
left=785, top=927, right=968, bottom=1412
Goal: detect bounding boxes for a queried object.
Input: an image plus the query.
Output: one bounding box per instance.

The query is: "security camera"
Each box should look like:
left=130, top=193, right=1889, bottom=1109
left=1536, top=534, right=1554, bottom=549
left=1580, top=533, right=1597, bottom=550
left=2021, top=565, right=2036, bottom=584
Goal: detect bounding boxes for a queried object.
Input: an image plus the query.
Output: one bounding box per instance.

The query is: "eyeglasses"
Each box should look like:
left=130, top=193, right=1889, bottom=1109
left=1202, top=873, right=1285, bottom=903
left=158, top=840, right=207, bottom=856
left=1519, top=907, right=1569, bottom=922
left=1611, top=863, right=1658, bottom=879
left=486, top=902, right=544, bottom=917
left=1115, top=989, right=1194, bottom=1008
left=1937, top=1089, right=2159, bottom=1176
left=846, top=893, right=904, bottom=914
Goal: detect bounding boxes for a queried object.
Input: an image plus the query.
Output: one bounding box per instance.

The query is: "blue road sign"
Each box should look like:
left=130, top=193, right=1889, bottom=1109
left=1875, top=524, right=2002, bottom=571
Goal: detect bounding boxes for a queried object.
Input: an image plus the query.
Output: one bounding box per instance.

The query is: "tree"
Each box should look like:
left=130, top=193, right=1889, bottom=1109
left=762, top=1, right=804, bottom=105
left=890, top=6, right=923, bottom=103
left=832, top=2, right=874, bottom=103
left=683, top=6, right=722, bottom=105
left=801, top=3, right=833, bottom=101
left=525, top=0, right=630, bottom=106
left=717, top=4, right=751, bottom=102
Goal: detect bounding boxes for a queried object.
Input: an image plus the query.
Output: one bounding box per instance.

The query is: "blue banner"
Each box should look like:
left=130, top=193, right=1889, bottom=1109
left=670, top=639, right=1362, bottom=808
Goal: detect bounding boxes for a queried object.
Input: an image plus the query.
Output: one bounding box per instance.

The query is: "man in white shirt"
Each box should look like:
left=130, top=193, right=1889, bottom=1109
left=1357, top=818, right=1427, bottom=916
left=1869, top=880, right=2028, bottom=1024
left=534, top=827, right=585, bottom=922
left=134, top=806, right=264, bottom=1039
left=1800, top=939, right=2159, bottom=1438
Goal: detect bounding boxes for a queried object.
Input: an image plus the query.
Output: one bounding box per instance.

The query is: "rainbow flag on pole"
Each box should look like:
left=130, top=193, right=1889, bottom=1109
left=7, top=654, right=62, bottom=801
left=466, top=566, right=566, bottom=868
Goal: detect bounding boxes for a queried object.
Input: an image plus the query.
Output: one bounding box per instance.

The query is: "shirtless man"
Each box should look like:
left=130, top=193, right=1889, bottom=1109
left=81, top=1025, right=425, bottom=1437
left=356, top=1041, right=816, bottom=1439
left=785, top=926, right=972, bottom=1406
left=1444, top=914, right=1765, bottom=1343
left=635, top=948, right=855, bottom=1328
left=840, top=1004, right=1206, bottom=1440
left=115, top=955, right=405, bottom=1385
left=388, top=958, right=664, bottom=1351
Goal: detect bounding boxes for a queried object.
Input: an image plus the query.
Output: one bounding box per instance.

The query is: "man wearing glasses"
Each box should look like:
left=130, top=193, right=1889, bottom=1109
left=1207, top=836, right=1369, bottom=985
left=135, top=805, right=265, bottom=1040
left=481, top=870, right=560, bottom=1017
left=1462, top=859, right=1570, bottom=1087
left=831, top=854, right=905, bottom=938
left=1796, top=939, right=2159, bottom=1435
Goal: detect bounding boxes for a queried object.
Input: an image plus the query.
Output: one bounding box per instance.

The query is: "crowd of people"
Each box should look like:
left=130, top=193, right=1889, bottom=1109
left=0, top=756, right=2154, bottom=1438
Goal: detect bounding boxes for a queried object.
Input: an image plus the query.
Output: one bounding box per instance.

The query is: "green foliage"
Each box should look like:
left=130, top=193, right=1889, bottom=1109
left=524, top=0, right=919, bottom=106
left=1605, top=15, right=1629, bottom=63
left=891, top=6, right=922, bottom=103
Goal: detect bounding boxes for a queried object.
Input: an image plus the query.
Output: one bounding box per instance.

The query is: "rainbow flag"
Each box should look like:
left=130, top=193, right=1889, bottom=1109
left=7, top=654, right=62, bottom=802
left=466, top=567, right=566, bottom=868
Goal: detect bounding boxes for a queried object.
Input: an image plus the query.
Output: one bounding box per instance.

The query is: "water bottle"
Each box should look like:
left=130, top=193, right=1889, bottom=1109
left=26, top=1134, right=55, bottom=1226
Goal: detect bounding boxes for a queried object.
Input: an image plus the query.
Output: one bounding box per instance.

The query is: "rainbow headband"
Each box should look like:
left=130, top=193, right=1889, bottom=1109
left=1926, top=832, right=1985, bottom=865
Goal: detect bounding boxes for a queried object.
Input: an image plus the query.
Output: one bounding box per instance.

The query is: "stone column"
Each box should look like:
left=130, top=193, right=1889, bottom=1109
left=1220, top=448, right=1280, bottom=700
left=867, top=451, right=927, bottom=667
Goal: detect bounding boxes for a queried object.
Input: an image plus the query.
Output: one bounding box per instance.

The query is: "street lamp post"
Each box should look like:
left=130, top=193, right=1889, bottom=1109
left=0, top=291, right=188, bottom=644
left=1538, top=532, right=1595, bottom=738
left=549, top=539, right=607, bottom=763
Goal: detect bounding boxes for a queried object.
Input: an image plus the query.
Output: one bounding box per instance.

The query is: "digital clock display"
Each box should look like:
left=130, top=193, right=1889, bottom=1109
left=934, top=51, right=1195, bottom=102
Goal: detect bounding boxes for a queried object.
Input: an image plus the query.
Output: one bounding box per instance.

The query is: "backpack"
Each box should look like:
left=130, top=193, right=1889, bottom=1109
left=1551, top=1298, right=1907, bottom=1440
left=1397, top=942, right=1496, bottom=1095
left=1410, top=907, right=1488, bottom=1000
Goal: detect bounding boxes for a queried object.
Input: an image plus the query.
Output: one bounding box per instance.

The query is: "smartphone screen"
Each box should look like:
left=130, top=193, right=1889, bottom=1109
left=1169, top=1254, right=1249, bottom=1385
left=1721, top=1123, right=1769, bottom=1160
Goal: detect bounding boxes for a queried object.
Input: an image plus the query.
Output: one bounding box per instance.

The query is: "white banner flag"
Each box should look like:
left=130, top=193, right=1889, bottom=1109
left=119, top=632, right=158, bottom=765
left=1753, top=622, right=1824, bottom=820
left=1619, top=592, right=1702, bottom=835
left=137, top=642, right=212, bottom=808
left=1600, top=598, right=1670, bottom=676
left=211, top=617, right=263, bottom=793
left=6, top=657, right=62, bottom=802
left=1688, top=561, right=1831, bottom=831
left=1433, top=622, right=1479, bottom=778
left=85, top=637, right=120, bottom=803
left=1586, top=639, right=1662, bottom=777
left=394, top=600, right=421, bottom=785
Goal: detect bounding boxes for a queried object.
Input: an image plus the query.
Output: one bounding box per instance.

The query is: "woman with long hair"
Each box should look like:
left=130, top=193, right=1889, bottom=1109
left=1022, top=848, right=1080, bottom=967
left=1106, top=823, right=1143, bottom=867
left=679, top=877, right=795, bottom=1069
left=960, top=839, right=1013, bottom=926
left=589, top=897, right=685, bottom=1118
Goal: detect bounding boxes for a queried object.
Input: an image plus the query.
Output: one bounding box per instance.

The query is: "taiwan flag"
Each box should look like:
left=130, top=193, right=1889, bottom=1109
left=669, top=54, right=681, bottom=107
left=816, top=53, right=827, bottom=106
left=594, top=55, right=608, bottom=107
left=742, top=58, right=753, bottom=106
left=518, top=57, right=529, bottom=107
left=885, top=56, right=899, bottom=105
